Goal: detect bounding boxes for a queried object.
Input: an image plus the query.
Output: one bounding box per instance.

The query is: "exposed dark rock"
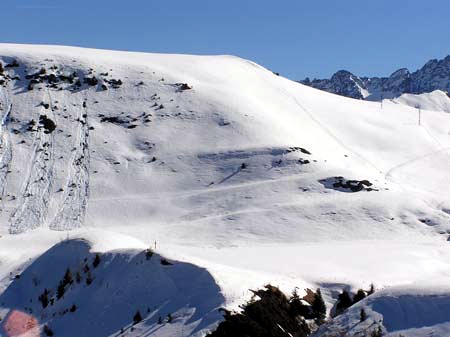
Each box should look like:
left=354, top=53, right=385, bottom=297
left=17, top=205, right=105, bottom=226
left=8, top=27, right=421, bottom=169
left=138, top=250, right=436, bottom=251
left=319, top=176, right=376, bottom=192
left=39, top=115, right=57, bottom=134
left=175, top=83, right=192, bottom=91
left=84, top=76, right=98, bottom=86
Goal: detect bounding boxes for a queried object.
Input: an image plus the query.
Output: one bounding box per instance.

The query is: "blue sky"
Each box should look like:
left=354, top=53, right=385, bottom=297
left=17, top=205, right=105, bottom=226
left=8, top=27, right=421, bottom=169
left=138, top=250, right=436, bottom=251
left=3, top=0, right=450, bottom=79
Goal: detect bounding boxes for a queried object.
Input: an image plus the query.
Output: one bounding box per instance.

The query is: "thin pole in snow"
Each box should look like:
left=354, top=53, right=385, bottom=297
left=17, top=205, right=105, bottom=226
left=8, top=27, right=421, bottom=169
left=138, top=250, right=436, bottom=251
left=416, top=104, right=421, bottom=126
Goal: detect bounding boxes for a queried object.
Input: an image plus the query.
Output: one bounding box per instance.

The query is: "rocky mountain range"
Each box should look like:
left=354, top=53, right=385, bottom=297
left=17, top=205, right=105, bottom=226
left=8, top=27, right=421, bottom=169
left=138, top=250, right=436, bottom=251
left=301, top=55, right=450, bottom=100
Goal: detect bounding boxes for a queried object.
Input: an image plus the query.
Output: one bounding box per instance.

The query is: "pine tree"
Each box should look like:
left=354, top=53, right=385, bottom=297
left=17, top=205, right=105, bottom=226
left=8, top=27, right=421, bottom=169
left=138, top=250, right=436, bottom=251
left=56, top=281, right=66, bottom=299
left=43, top=324, right=54, bottom=336
left=336, top=290, right=352, bottom=313
left=93, top=253, right=101, bottom=268
left=38, top=288, right=50, bottom=308
left=312, top=288, right=326, bottom=321
left=353, top=289, right=367, bottom=304
left=167, top=313, right=173, bottom=323
left=133, top=310, right=143, bottom=324
left=86, top=271, right=93, bottom=285
left=63, top=268, right=73, bottom=285
left=145, top=248, right=154, bottom=260
left=370, top=325, right=383, bottom=337
left=368, top=283, right=375, bottom=295
left=360, top=308, right=367, bottom=322
left=75, top=271, right=81, bottom=284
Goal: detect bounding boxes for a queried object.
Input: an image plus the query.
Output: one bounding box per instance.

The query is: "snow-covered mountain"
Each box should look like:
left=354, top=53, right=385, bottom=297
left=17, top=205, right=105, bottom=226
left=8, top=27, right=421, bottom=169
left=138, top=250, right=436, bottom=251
left=301, top=55, right=450, bottom=101
left=1, top=44, right=450, bottom=336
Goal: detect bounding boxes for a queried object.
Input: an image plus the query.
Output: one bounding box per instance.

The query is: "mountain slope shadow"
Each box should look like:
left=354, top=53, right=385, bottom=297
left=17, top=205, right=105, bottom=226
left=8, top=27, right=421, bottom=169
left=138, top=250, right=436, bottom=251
left=0, top=239, right=225, bottom=337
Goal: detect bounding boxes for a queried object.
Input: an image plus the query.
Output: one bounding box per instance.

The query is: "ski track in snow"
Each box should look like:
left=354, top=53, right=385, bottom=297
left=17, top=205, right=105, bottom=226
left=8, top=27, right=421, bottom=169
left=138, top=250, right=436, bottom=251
left=0, top=89, right=12, bottom=202
left=288, top=91, right=384, bottom=175
left=50, top=96, right=90, bottom=231
left=9, top=90, right=55, bottom=234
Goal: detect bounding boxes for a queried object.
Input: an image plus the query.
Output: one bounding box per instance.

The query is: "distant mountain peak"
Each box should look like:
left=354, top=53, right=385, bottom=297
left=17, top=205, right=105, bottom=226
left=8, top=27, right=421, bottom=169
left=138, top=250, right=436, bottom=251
left=300, top=55, right=450, bottom=101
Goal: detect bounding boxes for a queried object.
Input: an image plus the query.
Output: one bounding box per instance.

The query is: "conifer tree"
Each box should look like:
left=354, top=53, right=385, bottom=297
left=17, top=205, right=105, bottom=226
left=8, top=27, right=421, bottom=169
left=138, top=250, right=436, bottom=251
left=133, top=310, right=143, bottom=324
left=336, top=289, right=352, bottom=313
left=368, top=283, right=375, bottom=295
left=86, top=271, right=93, bottom=285
left=353, top=289, right=367, bottom=304
left=360, top=308, right=367, bottom=322
left=63, top=268, right=73, bottom=285
left=93, top=253, right=101, bottom=268
left=312, top=288, right=326, bottom=321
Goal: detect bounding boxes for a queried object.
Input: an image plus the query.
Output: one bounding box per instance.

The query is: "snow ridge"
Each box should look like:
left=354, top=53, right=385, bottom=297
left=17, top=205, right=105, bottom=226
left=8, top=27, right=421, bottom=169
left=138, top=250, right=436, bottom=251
left=301, top=55, right=450, bottom=101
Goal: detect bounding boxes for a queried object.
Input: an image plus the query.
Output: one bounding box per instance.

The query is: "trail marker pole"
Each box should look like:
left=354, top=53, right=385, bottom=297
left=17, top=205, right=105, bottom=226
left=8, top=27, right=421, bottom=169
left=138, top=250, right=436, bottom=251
left=416, top=104, right=421, bottom=126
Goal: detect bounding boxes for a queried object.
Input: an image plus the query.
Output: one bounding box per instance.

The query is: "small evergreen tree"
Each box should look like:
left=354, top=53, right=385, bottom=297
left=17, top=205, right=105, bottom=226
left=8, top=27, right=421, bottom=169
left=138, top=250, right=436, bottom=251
left=336, top=289, right=352, bottom=313
left=360, top=308, right=367, bottom=322
left=93, top=253, right=101, bottom=268
left=86, top=271, right=93, bottom=285
left=290, top=288, right=313, bottom=318
left=145, top=248, right=154, bottom=260
left=75, top=271, right=81, bottom=284
left=38, top=288, right=50, bottom=308
left=353, top=289, right=367, bottom=304
left=133, top=310, right=143, bottom=324
left=43, top=324, right=54, bottom=336
left=368, top=283, right=375, bottom=295
left=312, top=288, right=326, bottom=322
left=167, top=313, right=173, bottom=323
left=56, top=281, right=66, bottom=299
left=63, top=268, right=73, bottom=285
left=370, top=325, right=383, bottom=337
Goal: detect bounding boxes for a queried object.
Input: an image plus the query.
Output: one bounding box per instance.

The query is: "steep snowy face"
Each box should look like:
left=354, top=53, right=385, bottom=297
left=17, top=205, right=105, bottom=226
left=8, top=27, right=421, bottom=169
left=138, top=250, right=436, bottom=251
left=0, top=44, right=448, bottom=244
left=0, top=43, right=450, bottom=248
left=301, top=55, right=450, bottom=101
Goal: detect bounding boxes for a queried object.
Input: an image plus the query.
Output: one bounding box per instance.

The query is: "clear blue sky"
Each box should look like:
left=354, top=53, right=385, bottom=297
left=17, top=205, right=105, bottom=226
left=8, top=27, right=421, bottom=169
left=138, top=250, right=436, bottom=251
left=3, top=0, right=450, bottom=79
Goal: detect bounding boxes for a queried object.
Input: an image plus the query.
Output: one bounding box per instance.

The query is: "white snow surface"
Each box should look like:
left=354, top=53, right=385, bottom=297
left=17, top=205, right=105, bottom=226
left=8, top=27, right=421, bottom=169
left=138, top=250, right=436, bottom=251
left=0, top=44, right=449, bottom=336
left=392, top=90, right=450, bottom=113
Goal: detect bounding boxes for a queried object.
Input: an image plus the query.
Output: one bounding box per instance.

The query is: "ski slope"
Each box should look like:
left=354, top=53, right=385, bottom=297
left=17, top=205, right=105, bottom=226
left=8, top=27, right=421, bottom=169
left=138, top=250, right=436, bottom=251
left=0, top=44, right=450, bottom=336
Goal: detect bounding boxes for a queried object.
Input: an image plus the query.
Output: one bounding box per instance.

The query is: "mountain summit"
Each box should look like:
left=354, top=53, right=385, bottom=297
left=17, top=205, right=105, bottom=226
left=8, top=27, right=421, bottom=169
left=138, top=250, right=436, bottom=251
left=301, top=55, right=450, bottom=100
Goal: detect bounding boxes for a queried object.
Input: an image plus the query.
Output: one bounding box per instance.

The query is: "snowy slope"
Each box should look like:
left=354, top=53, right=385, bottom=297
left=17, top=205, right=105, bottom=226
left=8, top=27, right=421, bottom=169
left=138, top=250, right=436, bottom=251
left=0, top=238, right=223, bottom=337
left=392, top=90, right=450, bottom=113
left=313, top=286, right=450, bottom=337
left=0, top=44, right=450, bottom=336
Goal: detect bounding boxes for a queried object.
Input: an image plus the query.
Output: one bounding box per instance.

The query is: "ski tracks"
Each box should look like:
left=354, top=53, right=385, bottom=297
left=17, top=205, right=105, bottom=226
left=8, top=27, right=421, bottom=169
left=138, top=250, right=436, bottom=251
left=9, top=90, right=56, bottom=233
left=0, top=89, right=12, bottom=202
left=50, top=97, right=90, bottom=231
